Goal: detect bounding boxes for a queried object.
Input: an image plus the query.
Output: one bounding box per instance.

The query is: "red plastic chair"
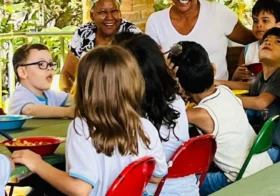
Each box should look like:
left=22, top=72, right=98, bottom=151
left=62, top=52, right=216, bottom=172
left=154, top=135, right=217, bottom=196
left=106, top=156, right=156, bottom=196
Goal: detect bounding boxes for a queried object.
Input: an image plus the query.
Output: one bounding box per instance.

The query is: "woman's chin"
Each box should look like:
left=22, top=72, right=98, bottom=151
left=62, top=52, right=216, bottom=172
left=174, top=0, right=192, bottom=12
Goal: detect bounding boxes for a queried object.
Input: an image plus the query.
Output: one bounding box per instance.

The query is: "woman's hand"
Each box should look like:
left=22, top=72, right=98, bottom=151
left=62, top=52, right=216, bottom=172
left=232, top=64, right=254, bottom=81
left=11, top=150, right=43, bottom=172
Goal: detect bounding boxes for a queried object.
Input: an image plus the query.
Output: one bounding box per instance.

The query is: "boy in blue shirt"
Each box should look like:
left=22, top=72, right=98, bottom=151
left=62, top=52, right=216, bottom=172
left=9, top=44, right=74, bottom=118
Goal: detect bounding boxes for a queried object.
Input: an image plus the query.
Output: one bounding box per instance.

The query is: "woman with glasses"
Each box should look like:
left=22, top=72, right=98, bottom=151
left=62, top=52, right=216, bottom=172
left=59, top=0, right=141, bottom=93
left=146, top=0, right=256, bottom=80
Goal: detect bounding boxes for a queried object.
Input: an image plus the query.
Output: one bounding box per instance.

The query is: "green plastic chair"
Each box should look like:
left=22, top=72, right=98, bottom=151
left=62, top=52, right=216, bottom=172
left=236, top=115, right=280, bottom=181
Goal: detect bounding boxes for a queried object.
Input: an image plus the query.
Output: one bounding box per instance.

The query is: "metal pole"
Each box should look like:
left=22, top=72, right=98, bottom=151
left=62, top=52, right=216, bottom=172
left=8, top=40, right=15, bottom=98
left=59, top=36, right=65, bottom=72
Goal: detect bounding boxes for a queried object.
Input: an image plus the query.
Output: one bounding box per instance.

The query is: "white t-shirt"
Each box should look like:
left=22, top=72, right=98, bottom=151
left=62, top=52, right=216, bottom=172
left=245, top=41, right=260, bottom=64
left=66, top=117, right=168, bottom=196
left=195, top=85, right=272, bottom=181
left=0, top=154, right=12, bottom=196
left=145, top=96, right=199, bottom=196
left=8, top=85, right=69, bottom=115
left=145, top=0, right=238, bottom=80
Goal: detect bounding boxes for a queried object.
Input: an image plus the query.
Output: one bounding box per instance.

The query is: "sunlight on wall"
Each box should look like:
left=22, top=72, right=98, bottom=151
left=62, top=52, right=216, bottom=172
left=50, top=74, right=60, bottom=91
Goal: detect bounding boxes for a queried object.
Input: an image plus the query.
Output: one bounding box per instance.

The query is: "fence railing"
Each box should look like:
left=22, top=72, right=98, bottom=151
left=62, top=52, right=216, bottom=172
left=0, top=31, right=74, bottom=109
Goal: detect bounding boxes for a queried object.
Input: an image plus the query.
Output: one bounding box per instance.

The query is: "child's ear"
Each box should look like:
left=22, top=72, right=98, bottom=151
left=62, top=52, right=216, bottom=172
left=211, top=63, right=217, bottom=75
left=276, top=22, right=280, bottom=28
left=17, top=67, right=27, bottom=79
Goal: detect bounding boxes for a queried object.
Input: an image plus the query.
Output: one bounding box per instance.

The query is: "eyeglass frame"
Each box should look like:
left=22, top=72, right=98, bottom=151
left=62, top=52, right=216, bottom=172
left=19, top=60, right=58, bottom=70
left=96, top=9, right=121, bottom=19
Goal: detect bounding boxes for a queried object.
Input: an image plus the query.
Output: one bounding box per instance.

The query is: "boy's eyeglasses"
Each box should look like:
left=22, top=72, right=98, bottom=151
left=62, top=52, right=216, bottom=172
left=20, top=61, right=57, bottom=70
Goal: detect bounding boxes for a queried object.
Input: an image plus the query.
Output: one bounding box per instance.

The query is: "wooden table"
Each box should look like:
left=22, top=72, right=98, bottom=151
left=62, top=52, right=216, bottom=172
left=0, top=119, right=71, bottom=181
left=211, top=163, right=280, bottom=196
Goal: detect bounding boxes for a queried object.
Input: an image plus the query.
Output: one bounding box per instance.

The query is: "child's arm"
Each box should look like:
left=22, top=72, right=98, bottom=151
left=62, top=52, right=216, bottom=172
left=22, top=104, right=74, bottom=118
left=215, top=80, right=250, bottom=90
left=187, top=108, right=214, bottom=135
left=241, top=93, right=276, bottom=110
left=11, top=150, right=91, bottom=196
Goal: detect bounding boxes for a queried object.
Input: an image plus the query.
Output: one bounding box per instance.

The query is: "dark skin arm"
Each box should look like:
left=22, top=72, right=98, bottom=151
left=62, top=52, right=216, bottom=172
left=59, top=51, right=79, bottom=93
left=227, top=20, right=257, bottom=45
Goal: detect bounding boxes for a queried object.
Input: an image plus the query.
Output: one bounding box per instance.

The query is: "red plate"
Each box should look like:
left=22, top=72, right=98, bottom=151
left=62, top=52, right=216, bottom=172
left=0, top=136, right=65, bottom=156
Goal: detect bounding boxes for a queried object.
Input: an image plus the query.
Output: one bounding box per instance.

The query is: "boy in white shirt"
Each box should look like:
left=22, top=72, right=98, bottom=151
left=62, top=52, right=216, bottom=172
left=8, top=44, right=74, bottom=118
left=170, top=41, right=272, bottom=195
left=0, top=154, right=14, bottom=196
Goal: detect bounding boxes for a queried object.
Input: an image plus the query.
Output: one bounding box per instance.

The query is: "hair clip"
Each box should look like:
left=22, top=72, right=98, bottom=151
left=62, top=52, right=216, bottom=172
left=164, top=43, right=183, bottom=56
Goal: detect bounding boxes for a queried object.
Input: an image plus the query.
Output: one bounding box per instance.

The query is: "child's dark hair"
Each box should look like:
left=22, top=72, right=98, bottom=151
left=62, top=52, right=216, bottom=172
left=170, top=41, right=214, bottom=94
left=263, top=27, right=280, bottom=40
left=252, top=0, right=280, bottom=22
left=113, top=32, right=180, bottom=142
left=13, top=44, right=49, bottom=80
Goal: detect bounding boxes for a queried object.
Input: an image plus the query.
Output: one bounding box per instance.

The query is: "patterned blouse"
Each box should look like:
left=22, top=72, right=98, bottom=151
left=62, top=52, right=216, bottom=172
left=69, top=20, right=141, bottom=59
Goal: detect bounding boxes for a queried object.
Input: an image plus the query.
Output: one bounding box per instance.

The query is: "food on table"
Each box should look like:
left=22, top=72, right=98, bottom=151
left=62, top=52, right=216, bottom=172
left=4, top=140, right=51, bottom=146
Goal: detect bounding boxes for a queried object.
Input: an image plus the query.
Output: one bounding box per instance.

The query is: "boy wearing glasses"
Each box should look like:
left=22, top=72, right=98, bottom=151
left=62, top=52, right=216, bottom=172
left=8, top=44, right=74, bottom=118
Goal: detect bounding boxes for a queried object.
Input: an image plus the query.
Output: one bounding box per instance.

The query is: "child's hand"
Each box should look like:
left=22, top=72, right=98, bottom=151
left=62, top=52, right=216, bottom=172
left=11, top=150, right=43, bottom=172
left=166, top=58, right=179, bottom=79
left=232, top=64, right=254, bottom=81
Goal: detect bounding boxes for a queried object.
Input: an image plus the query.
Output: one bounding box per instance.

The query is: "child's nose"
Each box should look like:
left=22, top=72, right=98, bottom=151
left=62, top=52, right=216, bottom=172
left=257, top=23, right=263, bottom=28
left=264, top=41, right=271, bottom=45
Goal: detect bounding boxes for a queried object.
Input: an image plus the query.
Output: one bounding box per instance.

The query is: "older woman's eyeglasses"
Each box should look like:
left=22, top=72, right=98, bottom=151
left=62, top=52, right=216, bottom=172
left=20, top=61, right=57, bottom=70
left=97, top=10, right=120, bottom=18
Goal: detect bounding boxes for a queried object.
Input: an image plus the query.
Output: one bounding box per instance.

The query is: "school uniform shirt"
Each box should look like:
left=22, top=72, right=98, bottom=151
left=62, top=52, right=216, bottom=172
left=195, top=85, right=272, bottom=181
left=145, top=0, right=238, bottom=80
left=244, top=41, right=260, bottom=64
left=145, top=96, right=199, bottom=196
left=250, top=68, right=280, bottom=147
left=8, top=85, right=69, bottom=115
left=69, top=19, right=142, bottom=59
left=0, top=154, right=12, bottom=196
left=66, top=117, right=168, bottom=196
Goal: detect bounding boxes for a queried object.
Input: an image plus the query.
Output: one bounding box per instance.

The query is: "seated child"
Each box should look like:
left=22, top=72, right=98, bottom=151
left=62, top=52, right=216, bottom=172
left=216, top=27, right=280, bottom=163
left=8, top=44, right=74, bottom=118
left=232, top=0, right=280, bottom=81
left=11, top=45, right=168, bottom=196
left=170, top=41, right=273, bottom=196
left=113, top=32, right=199, bottom=196
left=0, top=154, right=15, bottom=195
